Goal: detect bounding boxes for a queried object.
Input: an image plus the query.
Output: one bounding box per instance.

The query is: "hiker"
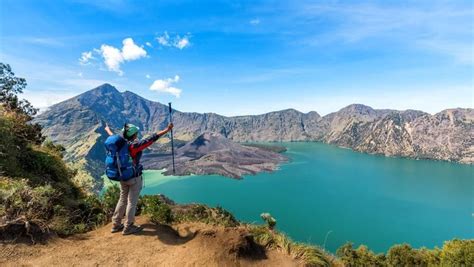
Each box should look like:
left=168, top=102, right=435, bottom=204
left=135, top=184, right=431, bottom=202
left=104, top=122, right=173, bottom=235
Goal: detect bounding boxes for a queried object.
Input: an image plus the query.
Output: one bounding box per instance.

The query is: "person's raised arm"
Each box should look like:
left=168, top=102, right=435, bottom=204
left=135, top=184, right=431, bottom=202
left=157, top=123, right=173, bottom=137
left=129, top=123, right=174, bottom=154
left=104, top=123, right=114, bottom=136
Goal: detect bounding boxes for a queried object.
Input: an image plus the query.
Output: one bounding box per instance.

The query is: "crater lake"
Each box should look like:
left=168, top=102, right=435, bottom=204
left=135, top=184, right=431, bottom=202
left=139, top=142, right=473, bottom=253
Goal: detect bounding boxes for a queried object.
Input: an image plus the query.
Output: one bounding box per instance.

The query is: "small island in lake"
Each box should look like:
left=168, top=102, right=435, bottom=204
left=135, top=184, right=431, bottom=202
left=141, top=132, right=288, bottom=179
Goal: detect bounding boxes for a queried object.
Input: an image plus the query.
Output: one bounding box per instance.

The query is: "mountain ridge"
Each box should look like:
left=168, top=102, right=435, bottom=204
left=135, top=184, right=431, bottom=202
left=34, top=84, right=473, bottom=190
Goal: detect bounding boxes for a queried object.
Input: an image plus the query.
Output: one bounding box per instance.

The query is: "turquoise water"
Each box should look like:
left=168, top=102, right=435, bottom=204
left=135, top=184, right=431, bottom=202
left=138, top=142, right=473, bottom=253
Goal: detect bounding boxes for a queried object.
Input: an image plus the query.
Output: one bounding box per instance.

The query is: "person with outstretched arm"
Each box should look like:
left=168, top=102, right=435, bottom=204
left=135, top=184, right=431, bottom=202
left=104, top=122, right=173, bottom=235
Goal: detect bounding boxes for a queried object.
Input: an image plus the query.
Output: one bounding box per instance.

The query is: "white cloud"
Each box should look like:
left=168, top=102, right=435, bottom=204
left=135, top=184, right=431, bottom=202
left=100, top=44, right=124, bottom=75
left=145, top=41, right=152, bottom=47
left=93, top=37, right=147, bottom=75
left=156, top=32, right=191, bottom=49
left=157, top=32, right=170, bottom=46
left=175, top=36, right=190, bottom=49
left=149, top=75, right=182, bottom=97
left=250, top=18, right=260, bottom=25
left=121, top=38, right=147, bottom=60
left=79, top=51, right=94, bottom=65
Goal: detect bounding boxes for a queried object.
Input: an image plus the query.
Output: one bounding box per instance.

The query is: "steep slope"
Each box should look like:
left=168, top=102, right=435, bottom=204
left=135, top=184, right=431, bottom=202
left=352, top=110, right=424, bottom=157
left=34, top=84, right=473, bottom=190
left=408, top=109, right=474, bottom=163
left=321, top=105, right=429, bottom=156
left=321, top=104, right=388, bottom=146
left=320, top=105, right=473, bottom=162
left=142, top=132, right=287, bottom=178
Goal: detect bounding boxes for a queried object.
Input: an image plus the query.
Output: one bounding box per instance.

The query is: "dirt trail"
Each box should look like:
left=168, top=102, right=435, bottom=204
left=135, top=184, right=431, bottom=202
left=1, top=217, right=301, bottom=266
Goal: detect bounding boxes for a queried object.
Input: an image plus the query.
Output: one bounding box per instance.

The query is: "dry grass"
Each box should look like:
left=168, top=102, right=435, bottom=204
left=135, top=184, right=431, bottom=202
left=248, top=225, right=337, bottom=266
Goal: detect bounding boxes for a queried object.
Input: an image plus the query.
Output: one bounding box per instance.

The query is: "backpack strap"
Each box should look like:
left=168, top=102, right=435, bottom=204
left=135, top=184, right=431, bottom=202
left=116, top=152, right=123, bottom=177
left=115, top=137, right=128, bottom=178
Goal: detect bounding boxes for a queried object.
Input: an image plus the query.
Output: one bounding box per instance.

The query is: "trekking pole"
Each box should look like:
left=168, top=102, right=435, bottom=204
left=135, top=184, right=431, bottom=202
left=168, top=102, right=176, bottom=174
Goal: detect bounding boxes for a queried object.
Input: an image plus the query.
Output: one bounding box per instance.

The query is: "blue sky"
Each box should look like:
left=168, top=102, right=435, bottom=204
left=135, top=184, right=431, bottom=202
left=0, top=0, right=472, bottom=115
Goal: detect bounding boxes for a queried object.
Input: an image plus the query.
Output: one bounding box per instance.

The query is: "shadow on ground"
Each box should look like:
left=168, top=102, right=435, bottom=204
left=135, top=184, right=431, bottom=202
left=138, top=223, right=196, bottom=245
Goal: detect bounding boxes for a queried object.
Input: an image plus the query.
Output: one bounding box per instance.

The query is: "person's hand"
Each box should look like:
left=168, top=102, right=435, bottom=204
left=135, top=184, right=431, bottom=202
left=104, top=123, right=114, bottom=136
left=157, top=123, right=174, bottom=137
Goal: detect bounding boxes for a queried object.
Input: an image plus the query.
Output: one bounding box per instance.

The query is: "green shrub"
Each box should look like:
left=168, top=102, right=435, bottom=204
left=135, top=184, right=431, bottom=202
left=214, top=205, right=239, bottom=227
left=336, top=242, right=384, bottom=266
left=42, top=139, right=66, bottom=157
left=1, top=180, right=59, bottom=228
left=79, top=195, right=108, bottom=228
left=387, top=243, right=428, bottom=266
left=336, top=241, right=474, bottom=267
left=173, top=203, right=239, bottom=227
left=0, top=177, right=107, bottom=239
left=440, top=239, right=474, bottom=266
left=140, top=195, right=173, bottom=224
left=101, top=184, right=120, bottom=215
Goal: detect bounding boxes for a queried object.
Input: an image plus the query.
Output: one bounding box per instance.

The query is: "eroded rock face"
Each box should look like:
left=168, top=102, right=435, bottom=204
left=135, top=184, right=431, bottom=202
left=408, top=109, right=474, bottom=163
left=320, top=107, right=473, bottom=163
left=34, top=84, right=473, bottom=188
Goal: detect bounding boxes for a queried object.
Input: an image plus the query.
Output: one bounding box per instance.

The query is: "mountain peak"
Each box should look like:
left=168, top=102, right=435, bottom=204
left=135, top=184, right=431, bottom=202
left=339, top=104, right=374, bottom=113
left=71, top=83, right=124, bottom=111
left=75, top=83, right=121, bottom=102
left=89, top=83, right=120, bottom=94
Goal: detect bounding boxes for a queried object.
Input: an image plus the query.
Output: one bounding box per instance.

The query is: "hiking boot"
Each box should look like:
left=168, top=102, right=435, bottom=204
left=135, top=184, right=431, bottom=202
left=122, top=224, right=143, bottom=235
left=111, top=224, right=124, bottom=233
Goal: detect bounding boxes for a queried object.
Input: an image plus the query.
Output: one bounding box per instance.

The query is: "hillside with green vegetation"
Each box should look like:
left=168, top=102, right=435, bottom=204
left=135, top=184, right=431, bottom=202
left=1, top=63, right=472, bottom=266
left=0, top=63, right=108, bottom=239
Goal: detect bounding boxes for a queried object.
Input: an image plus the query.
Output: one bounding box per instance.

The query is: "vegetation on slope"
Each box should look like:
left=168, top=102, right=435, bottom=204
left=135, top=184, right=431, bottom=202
left=0, top=63, right=106, bottom=240
left=336, top=240, right=474, bottom=266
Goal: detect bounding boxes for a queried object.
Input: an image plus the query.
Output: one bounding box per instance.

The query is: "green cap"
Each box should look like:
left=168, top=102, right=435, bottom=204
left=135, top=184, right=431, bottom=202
left=122, top=123, right=140, bottom=138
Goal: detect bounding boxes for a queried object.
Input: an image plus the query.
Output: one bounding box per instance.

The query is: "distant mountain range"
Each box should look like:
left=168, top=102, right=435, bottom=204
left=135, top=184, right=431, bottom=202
left=34, top=84, right=473, bottom=191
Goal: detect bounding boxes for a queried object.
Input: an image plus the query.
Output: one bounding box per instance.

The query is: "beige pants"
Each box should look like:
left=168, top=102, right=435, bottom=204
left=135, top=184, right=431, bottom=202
left=112, top=175, right=142, bottom=227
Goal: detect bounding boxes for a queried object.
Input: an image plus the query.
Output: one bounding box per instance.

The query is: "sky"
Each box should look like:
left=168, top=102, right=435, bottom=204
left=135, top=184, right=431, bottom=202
left=0, top=0, right=472, bottom=116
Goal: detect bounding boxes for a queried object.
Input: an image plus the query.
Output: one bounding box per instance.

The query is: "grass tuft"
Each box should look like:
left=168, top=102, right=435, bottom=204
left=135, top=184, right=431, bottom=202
left=249, top=225, right=333, bottom=267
